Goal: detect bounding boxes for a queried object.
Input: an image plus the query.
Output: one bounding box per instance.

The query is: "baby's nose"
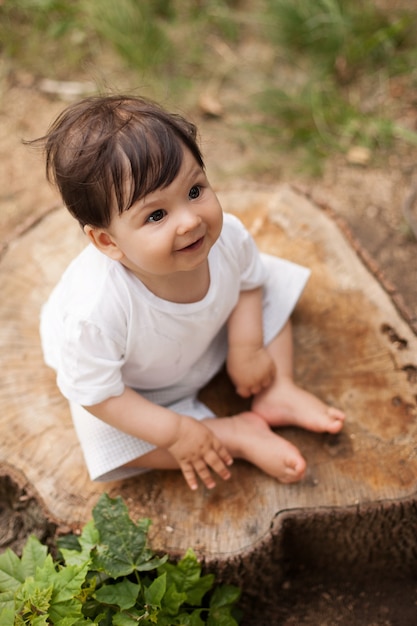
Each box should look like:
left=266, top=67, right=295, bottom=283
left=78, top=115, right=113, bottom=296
left=176, top=210, right=202, bottom=235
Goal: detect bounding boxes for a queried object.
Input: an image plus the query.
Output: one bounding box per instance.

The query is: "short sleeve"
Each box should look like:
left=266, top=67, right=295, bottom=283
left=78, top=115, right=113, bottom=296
left=56, top=317, right=125, bottom=405
left=222, top=213, right=268, bottom=290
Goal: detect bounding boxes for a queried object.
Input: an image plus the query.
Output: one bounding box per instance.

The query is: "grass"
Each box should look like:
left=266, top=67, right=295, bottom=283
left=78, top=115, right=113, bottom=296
left=0, top=0, right=92, bottom=76
left=258, top=0, right=417, bottom=171
left=264, top=0, right=416, bottom=80
left=1, top=0, right=417, bottom=173
left=83, top=0, right=172, bottom=72
left=255, top=78, right=402, bottom=174
left=0, top=0, right=244, bottom=107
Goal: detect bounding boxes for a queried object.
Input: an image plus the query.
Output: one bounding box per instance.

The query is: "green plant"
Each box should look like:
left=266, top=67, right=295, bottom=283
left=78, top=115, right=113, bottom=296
left=264, top=0, right=416, bottom=81
left=255, top=78, right=406, bottom=171
left=256, top=0, right=417, bottom=171
left=84, top=0, right=172, bottom=72
left=187, top=0, right=240, bottom=43
left=0, top=0, right=91, bottom=74
left=0, top=0, right=244, bottom=87
left=0, top=494, right=241, bottom=625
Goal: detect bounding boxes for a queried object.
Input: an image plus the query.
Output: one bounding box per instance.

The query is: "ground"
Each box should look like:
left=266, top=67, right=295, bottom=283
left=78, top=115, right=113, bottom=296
left=1, top=53, right=417, bottom=625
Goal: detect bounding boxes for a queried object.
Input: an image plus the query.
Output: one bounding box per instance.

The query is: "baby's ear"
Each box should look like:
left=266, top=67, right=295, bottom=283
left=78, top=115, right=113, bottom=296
left=83, top=225, right=123, bottom=261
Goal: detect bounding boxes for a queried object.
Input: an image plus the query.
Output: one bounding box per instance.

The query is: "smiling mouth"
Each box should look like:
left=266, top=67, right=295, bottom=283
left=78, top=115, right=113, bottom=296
left=179, top=236, right=204, bottom=252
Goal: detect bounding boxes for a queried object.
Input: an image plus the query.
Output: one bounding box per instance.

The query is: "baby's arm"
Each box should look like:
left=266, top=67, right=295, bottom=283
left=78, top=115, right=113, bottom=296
left=84, top=387, right=233, bottom=490
left=227, top=287, right=276, bottom=398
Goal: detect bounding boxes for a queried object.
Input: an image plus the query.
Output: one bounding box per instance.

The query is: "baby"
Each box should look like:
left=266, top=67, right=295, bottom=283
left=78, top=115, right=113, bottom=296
left=36, top=94, right=345, bottom=490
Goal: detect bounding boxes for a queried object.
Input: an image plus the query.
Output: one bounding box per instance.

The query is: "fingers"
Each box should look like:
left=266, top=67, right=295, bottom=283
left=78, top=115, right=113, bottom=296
left=234, top=358, right=276, bottom=398
left=236, top=385, right=252, bottom=398
left=181, top=463, right=204, bottom=491
left=236, top=372, right=275, bottom=398
left=181, top=445, right=233, bottom=491
left=208, top=443, right=234, bottom=479
left=190, top=460, right=217, bottom=491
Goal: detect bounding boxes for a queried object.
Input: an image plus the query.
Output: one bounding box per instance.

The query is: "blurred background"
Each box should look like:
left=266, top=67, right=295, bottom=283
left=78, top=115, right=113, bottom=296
left=1, top=0, right=417, bottom=316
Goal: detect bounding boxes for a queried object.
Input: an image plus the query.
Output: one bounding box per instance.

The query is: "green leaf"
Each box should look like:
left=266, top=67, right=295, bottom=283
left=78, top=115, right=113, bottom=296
left=159, top=549, right=214, bottom=606
left=113, top=611, right=147, bottom=626
left=0, top=548, right=26, bottom=591
left=15, top=577, right=53, bottom=614
left=91, top=494, right=163, bottom=577
left=160, top=582, right=187, bottom=616
left=159, top=609, right=205, bottom=626
left=45, top=562, right=89, bottom=623
left=19, top=609, right=49, bottom=624
left=180, top=610, right=206, bottom=626
left=52, top=562, right=89, bottom=599
left=144, top=572, right=166, bottom=607
left=207, top=585, right=241, bottom=626
left=207, top=608, right=239, bottom=626
left=14, top=581, right=52, bottom=626
left=33, top=552, right=57, bottom=583
left=60, top=520, right=99, bottom=568
left=55, top=618, right=92, bottom=626
left=0, top=607, right=15, bottom=626
left=0, top=589, right=15, bottom=616
left=27, top=555, right=88, bottom=626
left=21, top=535, right=49, bottom=579
left=209, top=585, right=241, bottom=609
left=135, top=554, right=168, bottom=573
left=95, top=579, right=140, bottom=610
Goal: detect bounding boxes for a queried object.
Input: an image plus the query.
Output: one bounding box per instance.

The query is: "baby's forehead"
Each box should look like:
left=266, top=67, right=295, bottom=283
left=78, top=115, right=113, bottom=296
left=120, top=147, right=203, bottom=213
left=106, top=137, right=186, bottom=216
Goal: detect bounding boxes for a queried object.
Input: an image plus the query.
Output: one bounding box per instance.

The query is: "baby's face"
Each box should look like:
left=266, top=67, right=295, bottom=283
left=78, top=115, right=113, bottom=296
left=101, top=147, right=223, bottom=290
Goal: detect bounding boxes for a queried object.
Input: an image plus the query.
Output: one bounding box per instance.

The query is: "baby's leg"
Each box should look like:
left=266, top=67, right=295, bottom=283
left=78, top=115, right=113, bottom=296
left=125, top=411, right=306, bottom=484
left=252, top=320, right=345, bottom=433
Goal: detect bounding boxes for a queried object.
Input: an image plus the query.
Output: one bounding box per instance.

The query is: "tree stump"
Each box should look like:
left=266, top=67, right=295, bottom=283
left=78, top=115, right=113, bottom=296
left=1, top=184, right=417, bottom=620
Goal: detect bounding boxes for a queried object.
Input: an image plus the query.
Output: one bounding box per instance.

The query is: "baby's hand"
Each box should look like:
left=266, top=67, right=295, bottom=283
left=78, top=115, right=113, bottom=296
left=167, top=416, right=233, bottom=491
left=227, top=344, right=276, bottom=398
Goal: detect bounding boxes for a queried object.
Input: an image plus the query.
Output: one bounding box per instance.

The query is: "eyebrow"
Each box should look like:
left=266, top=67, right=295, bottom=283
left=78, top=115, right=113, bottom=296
left=129, top=164, right=205, bottom=215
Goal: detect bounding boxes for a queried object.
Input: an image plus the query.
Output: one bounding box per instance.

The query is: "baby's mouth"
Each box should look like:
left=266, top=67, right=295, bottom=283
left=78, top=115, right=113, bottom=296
left=179, top=236, right=204, bottom=251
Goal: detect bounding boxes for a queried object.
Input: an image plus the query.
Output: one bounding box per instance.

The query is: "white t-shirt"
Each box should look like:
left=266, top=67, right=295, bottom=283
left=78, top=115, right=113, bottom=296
left=42, top=213, right=269, bottom=405
left=41, top=212, right=310, bottom=481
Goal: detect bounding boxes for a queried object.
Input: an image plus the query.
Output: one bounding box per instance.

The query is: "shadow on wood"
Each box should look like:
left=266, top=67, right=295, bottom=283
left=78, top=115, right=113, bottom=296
left=1, top=184, right=417, bottom=620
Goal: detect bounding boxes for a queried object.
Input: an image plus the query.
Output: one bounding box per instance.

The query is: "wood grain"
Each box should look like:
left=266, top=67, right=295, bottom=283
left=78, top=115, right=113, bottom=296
left=1, top=185, right=416, bottom=585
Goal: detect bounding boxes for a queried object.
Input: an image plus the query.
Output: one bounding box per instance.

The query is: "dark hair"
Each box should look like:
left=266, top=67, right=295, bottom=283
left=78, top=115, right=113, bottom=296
left=30, top=95, right=204, bottom=228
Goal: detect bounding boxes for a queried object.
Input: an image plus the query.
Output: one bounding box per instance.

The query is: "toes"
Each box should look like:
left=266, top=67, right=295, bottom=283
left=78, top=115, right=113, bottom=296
left=328, top=407, right=345, bottom=421
left=326, top=407, right=346, bottom=433
left=279, top=456, right=306, bottom=483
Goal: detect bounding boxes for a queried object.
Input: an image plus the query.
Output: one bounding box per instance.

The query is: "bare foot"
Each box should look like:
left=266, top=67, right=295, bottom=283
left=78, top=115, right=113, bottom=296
left=229, top=411, right=306, bottom=483
left=252, top=376, right=345, bottom=434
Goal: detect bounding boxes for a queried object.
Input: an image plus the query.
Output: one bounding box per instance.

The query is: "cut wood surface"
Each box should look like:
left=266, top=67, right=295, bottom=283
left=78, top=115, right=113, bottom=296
left=1, top=184, right=417, bottom=567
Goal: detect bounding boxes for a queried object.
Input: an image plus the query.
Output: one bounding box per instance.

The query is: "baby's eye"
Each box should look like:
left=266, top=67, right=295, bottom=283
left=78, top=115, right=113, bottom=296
left=147, top=209, right=166, bottom=223
left=188, top=185, right=201, bottom=200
